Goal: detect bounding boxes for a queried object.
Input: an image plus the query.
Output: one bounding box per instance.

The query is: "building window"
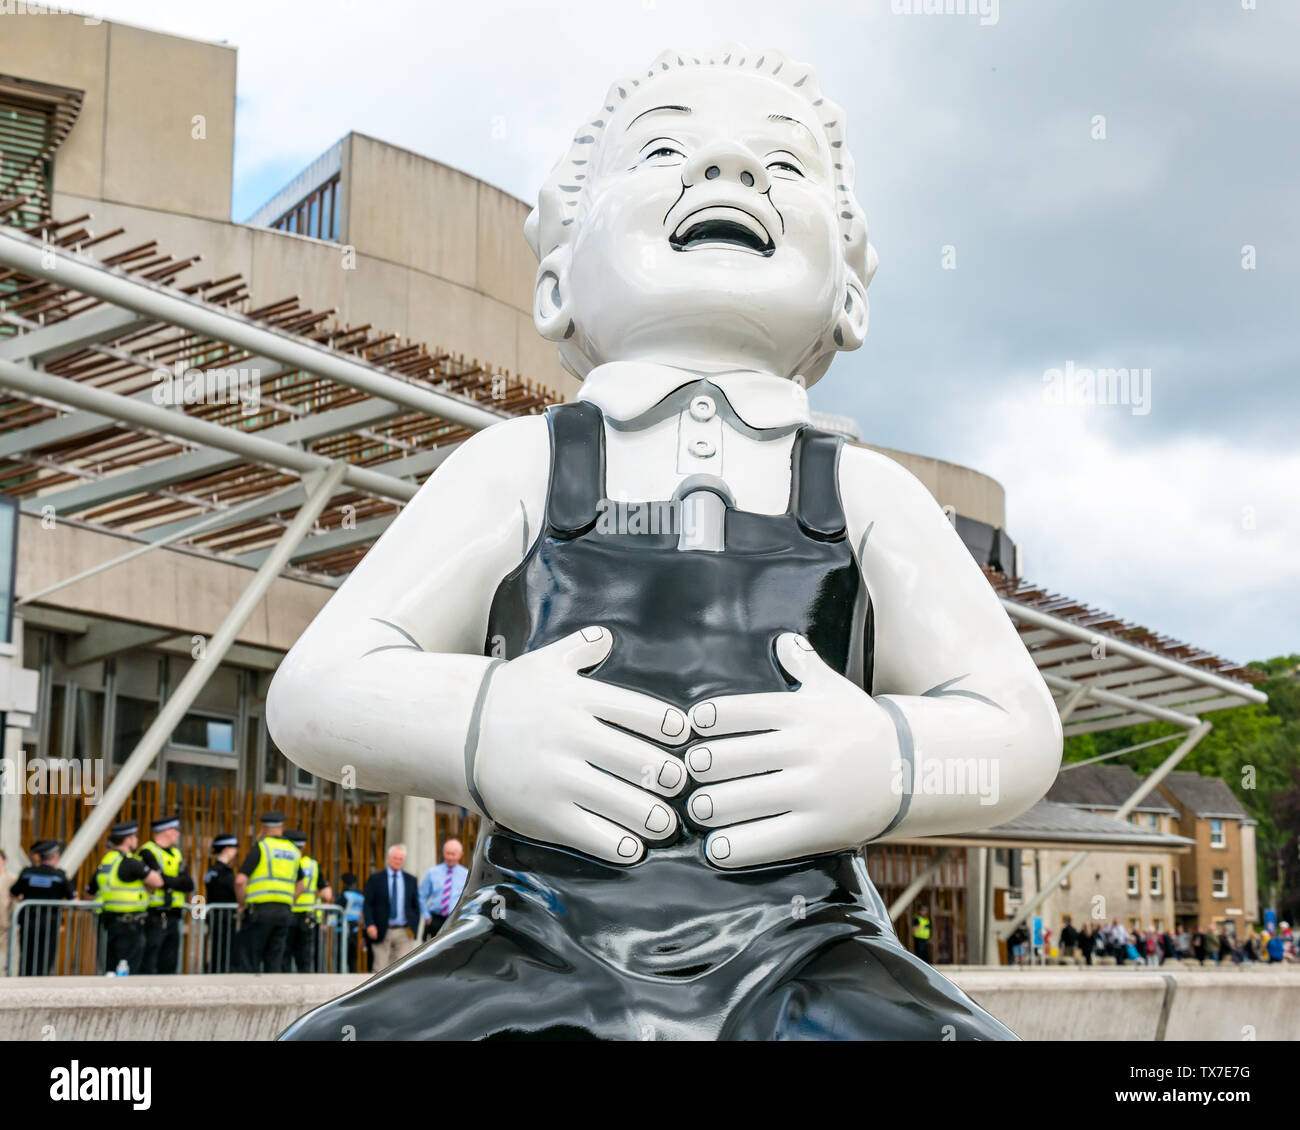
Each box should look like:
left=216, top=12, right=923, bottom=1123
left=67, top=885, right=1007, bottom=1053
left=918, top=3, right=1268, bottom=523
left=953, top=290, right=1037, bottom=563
left=113, top=695, right=158, bottom=766
left=1210, top=819, right=1225, bottom=848
left=0, top=75, right=84, bottom=231
left=1149, top=865, right=1163, bottom=896
left=72, top=687, right=105, bottom=761
left=263, top=722, right=288, bottom=788
left=267, top=174, right=340, bottom=242
left=170, top=711, right=235, bottom=753
left=1148, top=813, right=1158, bottom=829
left=1212, top=869, right=1228, bottom=898
left=166, top=760, right=236, bottom=791
left=1126, top=864, right=1139, bottom=896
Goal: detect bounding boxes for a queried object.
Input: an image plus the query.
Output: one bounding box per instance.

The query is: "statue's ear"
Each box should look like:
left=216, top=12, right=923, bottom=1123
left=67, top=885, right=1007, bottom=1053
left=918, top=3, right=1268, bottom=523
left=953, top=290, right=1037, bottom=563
left=533, top=245, right=575, bottom=343
left=832, top=268, right=869, bottom=352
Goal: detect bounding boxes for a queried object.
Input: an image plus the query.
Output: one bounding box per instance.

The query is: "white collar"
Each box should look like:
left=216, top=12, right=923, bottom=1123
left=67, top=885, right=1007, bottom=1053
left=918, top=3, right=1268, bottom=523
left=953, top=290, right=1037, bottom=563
left=577, top=362, right=811, bottom=431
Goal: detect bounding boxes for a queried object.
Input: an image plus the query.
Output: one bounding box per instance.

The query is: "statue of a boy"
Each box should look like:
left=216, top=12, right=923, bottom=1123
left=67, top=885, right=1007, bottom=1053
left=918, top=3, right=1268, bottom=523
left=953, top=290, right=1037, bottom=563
left=273, top=45, right=1061, bottom=1040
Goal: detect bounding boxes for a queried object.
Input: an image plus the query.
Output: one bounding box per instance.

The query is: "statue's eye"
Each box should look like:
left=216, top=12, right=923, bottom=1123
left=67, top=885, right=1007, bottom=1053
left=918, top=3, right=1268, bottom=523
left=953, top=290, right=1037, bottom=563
left=767, top=160, right=804, bottom=178
left=644, top=145, right=685, bottom=162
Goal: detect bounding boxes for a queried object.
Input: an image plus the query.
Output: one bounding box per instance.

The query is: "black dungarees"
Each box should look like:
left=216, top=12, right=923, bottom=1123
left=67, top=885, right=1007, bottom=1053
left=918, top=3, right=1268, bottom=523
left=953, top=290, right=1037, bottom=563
left=280, top=398, right=1015, bottom=1041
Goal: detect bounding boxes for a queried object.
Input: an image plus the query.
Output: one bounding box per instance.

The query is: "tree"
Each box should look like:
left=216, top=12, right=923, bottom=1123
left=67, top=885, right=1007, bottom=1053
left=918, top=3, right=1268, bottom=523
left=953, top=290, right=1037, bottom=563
left=1062, top=655, right=1300, bottom=909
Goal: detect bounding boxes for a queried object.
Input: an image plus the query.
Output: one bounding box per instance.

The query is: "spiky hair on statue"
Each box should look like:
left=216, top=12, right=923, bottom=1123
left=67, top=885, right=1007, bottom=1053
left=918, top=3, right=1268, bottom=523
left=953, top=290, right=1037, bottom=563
left=524, top=43, right=879, bottom=383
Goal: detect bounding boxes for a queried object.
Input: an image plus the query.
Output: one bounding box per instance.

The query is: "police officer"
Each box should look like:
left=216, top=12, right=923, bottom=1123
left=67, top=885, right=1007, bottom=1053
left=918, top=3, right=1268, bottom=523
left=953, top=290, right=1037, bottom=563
left=203, top=833, right=239, bottom=973
left=235, top=812, right=301, bottom=973
left=9, top=839, right=75, bottom=976
left=282, top=829, right=333, bottom=973
left=912, top=904, right=932, bottom=965
left=139, top=813, right=194, bottom=974
left=91, top=821, right=163, bottom=974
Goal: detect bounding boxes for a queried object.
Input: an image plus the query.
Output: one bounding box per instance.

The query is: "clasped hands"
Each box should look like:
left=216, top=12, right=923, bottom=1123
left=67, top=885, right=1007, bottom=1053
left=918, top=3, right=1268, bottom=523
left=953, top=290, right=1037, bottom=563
left=473, top=626, right=901, bottom=868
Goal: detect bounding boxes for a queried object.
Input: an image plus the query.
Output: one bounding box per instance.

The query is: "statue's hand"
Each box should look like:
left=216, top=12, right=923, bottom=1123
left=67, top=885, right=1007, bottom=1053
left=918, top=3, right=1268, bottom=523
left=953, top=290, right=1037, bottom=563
left=683, top=632, right=899, bottom=869
left=472, top=626, right=690, bottom=864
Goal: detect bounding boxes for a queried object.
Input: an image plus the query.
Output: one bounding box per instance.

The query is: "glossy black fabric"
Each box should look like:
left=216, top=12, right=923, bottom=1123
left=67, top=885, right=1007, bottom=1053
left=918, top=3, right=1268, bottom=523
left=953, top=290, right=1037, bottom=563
left=280, top=398, right=1016, bottom=1041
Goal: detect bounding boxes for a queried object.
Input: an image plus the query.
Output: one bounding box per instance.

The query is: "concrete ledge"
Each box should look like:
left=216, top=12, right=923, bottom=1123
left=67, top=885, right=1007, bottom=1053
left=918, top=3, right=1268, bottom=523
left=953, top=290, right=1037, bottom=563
left=2, top=969, right=1298, bottom=1040
left=0, top=975, right=367, bottom=1041
left=950, top=968, right=1300, bottom=1041
left=950, top=970, right=1170, bottom=1041
left=1158, top=971, right=1300, bottom=1041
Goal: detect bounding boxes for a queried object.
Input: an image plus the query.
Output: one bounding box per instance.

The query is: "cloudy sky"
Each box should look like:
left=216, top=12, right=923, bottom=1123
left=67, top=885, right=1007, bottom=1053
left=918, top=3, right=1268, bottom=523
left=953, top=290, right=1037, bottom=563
left=86, top=0, right=1300, bottom=663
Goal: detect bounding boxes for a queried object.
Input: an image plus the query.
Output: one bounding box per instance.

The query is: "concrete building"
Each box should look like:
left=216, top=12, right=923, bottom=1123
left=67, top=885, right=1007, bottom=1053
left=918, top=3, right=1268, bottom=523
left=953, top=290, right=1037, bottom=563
left=1159, top=771, right=1259, bottom=935
left=0, top=14, right=1268, bottom=972
left=980, top=763, right=1262, bottom=951
left=1030, top=764, right=1187, bottom=937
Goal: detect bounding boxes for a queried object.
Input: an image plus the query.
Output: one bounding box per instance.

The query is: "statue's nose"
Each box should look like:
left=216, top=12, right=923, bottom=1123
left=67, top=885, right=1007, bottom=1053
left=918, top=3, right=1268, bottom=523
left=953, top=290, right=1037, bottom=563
left=682, top=143, right=770, bottom=194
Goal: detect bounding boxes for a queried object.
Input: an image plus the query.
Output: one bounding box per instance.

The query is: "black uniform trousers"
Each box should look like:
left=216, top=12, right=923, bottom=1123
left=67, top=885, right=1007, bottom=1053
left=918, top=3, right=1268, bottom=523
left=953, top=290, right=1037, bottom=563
left=142, top=908, right=183, bottom=974
left=102, top=913, right=146, bottom=974
left=282, top=913, right=318, bottom=973
left=239, top=902, right=292, bottom=972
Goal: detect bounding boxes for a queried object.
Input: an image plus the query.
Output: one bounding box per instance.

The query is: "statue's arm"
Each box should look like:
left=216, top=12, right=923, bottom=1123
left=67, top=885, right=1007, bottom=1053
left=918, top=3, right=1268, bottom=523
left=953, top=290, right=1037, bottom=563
left=265, top=415, right=550, bottom=806
left=840, top=444, right=1062, bottom=839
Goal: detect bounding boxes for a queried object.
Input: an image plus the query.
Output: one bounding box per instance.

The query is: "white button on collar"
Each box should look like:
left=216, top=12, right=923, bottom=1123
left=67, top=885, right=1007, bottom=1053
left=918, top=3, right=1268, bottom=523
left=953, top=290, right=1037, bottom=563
left=689, top=395, right=717, bottom=422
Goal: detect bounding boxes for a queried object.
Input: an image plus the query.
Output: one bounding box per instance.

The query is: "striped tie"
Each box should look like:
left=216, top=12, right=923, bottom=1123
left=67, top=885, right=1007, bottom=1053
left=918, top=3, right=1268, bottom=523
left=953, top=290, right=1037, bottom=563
left=439, top=869, right=454, bottom=916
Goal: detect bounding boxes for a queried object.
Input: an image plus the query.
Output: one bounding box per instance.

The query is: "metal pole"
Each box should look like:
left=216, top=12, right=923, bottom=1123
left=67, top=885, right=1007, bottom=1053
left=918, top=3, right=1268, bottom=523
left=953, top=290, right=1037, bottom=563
left=60, top=461, right=349, bottom=875
left=1043, top=673, right=1210, bottom=730
left=982, top=846, right=995, bottom=965
left=0, top=228, right=506, bottom=433
left=1001, top=720, right=1213, bottom=935
left=1005, top=600, right=1267, bottom=705
left=0, top=358, right=415, bottom=505
left=17, top=481, right=303, bottom=606
left=1062, top=731, right=1185, bottom=770
left=1056, top=682, right=1091, bottom=723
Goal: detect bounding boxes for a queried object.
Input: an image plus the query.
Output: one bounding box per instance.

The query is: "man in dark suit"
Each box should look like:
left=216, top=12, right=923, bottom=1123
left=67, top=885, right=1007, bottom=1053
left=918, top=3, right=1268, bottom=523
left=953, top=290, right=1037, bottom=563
left=364, top=844, right=420, bottom=971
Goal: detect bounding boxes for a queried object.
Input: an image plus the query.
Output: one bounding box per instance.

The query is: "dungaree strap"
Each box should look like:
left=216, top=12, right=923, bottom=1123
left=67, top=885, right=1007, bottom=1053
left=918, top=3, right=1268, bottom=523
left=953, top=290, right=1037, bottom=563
left=791, top=428, right=848, bottom=540
left=544, top=402, right=605, bottom=539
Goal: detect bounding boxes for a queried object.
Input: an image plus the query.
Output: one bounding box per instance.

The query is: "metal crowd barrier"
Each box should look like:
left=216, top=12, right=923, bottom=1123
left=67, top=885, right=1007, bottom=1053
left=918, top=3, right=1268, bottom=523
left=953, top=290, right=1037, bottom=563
left=5, top=899, right=101, bottom=978
left=186, top=902, right=348, bottom=974
left=6, top=898, right=347, bottom=976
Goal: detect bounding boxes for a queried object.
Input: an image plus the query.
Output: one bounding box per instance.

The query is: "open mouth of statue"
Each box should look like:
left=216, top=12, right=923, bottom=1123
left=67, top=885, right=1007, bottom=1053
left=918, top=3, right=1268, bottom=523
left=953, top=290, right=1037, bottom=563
left=669, top=207, right=775, bottom=257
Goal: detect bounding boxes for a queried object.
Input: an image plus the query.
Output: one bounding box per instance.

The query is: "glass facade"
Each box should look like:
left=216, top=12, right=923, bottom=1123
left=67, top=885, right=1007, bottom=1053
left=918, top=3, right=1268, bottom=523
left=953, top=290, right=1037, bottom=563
left=21, top=626, right=321, bottom=801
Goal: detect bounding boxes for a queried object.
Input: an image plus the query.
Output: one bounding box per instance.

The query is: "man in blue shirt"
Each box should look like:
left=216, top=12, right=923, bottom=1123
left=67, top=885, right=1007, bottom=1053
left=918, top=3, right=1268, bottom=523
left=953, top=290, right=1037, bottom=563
left=418, top=839, right=468, bottom=941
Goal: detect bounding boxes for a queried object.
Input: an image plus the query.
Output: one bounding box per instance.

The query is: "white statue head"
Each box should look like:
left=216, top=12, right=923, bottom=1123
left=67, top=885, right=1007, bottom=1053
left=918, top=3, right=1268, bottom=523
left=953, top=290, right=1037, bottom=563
left=526, top=44, right=878, bottom=387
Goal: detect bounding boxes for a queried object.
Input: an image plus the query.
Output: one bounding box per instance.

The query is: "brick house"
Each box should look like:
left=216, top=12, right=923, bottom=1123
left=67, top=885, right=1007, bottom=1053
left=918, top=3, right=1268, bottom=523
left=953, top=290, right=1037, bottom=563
left=1158, top=772, right=1259, bottom=935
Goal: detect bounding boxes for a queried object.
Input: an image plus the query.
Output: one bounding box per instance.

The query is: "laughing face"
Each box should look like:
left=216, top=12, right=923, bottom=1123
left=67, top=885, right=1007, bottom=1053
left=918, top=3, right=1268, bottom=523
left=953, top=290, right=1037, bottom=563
left=539, top=63, right=869, bottom=382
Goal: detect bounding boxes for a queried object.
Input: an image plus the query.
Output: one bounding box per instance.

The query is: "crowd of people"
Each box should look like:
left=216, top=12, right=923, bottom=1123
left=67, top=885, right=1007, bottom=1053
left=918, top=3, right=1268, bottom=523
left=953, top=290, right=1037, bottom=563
left=1004, top=915, right=1298, bottom=966
left=8, top=828, right=1298, bottom=977
left=0, top=814, right=472, bottom=977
